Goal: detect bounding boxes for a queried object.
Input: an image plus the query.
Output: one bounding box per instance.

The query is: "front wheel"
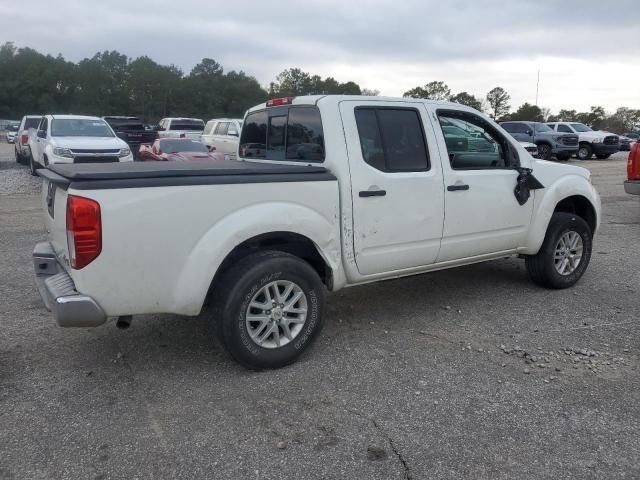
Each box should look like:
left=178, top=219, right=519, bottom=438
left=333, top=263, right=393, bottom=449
left=212, top=251, right=326, bottom=369
left=595, top=154, right=611, bottom=160
left=577, top=144, right=593, bottom=160
left=537, top=143, right=552, bottom=160
left=525, top=212, right=592, bottom=289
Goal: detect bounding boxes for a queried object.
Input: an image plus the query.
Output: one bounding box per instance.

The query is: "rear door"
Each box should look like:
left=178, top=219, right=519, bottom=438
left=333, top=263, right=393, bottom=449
left=339, top=101, right=445, bottom=276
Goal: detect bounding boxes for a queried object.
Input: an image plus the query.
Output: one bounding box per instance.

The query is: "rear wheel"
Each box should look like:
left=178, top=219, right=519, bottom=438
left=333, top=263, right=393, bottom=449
left=537, top=143, right=552, bottom=160
left=595, top=154, right=611, bottom=160
left=212, top=251, right=326, bottom=369
left=577, top=144, right=593, bottom=160
left=29, top=153, right=37, bottom=176
left=525, top=212, right=592, bottom=289
left=14, top=147, right=22, bottom=164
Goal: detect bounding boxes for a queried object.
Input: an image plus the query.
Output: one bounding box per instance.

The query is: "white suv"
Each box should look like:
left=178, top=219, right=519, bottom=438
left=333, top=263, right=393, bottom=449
left=201, top=118, right=243, bottom=159
left=546, top=122, right=619, bottom=160
left=27, top=115, right=133, bottom=175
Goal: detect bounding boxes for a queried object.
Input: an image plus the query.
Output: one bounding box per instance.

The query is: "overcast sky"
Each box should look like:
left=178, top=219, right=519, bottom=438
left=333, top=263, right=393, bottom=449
left=2, top=0, right=639, bottom=113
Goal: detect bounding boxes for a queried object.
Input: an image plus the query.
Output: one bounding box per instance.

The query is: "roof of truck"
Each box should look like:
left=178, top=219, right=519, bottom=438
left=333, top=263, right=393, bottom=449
left=247, top=95, right=482, bottom=114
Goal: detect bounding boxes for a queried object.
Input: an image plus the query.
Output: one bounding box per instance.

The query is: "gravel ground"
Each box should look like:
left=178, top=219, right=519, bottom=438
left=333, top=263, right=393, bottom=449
left=0, top=146, right=40, bottom=195
left=1, top=142, right=639, bottom=479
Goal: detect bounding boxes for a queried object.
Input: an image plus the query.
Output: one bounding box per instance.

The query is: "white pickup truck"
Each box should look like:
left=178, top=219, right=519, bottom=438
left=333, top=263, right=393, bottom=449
left=157, top=117, right=205, bottom=140
left=33, top=95, right=601, bottom=369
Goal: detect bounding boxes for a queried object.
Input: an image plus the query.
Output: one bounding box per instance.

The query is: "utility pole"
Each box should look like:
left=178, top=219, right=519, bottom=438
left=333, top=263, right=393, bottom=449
left=535, top=68, right=540, bottom=106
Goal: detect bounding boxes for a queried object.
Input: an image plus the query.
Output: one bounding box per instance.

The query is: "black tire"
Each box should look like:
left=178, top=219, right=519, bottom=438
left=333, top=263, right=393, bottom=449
left=556, top=152, right=570, bottom=161
left=29, top=153, right=38, bottom=176
left=595, top=154, right=610, bottom=160
left=525, top=212, right=592, bottom=289
left=14, top=148, right=22, bottom=164
left=537, top=143, right=552, bottom=160
left=577, top=144, right=593, bottom=160
left=212, top=251, right=326, bottom=369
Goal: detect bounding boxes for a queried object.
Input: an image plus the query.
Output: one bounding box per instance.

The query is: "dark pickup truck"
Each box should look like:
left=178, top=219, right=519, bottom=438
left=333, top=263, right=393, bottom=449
left=103, top=116, right=157, bottom=158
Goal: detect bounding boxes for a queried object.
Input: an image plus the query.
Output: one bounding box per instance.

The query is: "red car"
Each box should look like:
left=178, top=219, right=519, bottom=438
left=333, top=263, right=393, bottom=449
left=625, top=142, right=640, bottom=195
left=138, top=138, right=226, bottom=162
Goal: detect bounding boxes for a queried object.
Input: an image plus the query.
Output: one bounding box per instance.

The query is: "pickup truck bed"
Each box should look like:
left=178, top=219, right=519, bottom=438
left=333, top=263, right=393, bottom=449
left=40, top=160, right=336, bottom=190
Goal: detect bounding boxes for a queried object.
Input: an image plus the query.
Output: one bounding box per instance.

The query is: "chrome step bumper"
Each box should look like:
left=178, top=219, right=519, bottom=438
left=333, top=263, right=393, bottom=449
left=33, top=242, right=106, bottom=327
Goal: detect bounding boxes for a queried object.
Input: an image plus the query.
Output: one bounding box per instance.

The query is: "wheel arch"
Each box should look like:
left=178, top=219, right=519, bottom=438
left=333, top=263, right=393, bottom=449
left=522, top=176, right=600, bottom=255
left=170, top=201, right=343, bottom=316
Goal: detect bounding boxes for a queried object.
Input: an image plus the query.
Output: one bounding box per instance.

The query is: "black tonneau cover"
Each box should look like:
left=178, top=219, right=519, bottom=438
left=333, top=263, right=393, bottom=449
left=39, top=160, right=336, bottom=190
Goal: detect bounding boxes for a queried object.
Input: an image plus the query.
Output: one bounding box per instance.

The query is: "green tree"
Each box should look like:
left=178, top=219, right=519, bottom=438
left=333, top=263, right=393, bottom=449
left=486, top=87, right=510, bottom=120
left=504, top=102, right=543, bottom=122
left=403, top=81, right=451, bottom=100
left=269, top=68, right=362, bottom=97
left=449, top=91, right=482, bottom=111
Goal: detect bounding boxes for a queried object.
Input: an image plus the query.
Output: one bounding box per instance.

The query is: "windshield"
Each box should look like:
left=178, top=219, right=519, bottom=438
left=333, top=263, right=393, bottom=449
left=51, top=119, right=114, bottom=137
left=570, top=123, right=592, bottom=132
left=534, top=123, right=553, bottom=133
left=160, top=139, right=208, bottom=153
left=170, top=120, right=204, bottom=131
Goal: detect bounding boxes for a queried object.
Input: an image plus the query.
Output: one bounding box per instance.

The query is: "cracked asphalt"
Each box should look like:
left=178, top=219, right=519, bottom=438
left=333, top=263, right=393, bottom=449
left=1, top=142, right=639, bottom=479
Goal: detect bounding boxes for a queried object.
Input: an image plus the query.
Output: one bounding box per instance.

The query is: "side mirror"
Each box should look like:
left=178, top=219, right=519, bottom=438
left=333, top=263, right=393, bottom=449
left=37, top=130, right=46, bottom=139
left=526, top=129, right=533, bottom=136
left=228, top=129, right=238, bottom=137
left=208, top=145, right=216, bottom=152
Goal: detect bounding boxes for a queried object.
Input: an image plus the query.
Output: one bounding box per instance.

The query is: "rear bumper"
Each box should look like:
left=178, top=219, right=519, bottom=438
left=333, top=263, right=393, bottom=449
left=624, top=180, right=640, bottom=195
left=33, top=242, right=106, bottom=327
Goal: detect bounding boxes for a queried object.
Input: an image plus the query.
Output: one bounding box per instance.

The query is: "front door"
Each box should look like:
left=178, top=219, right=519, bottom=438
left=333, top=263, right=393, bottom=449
left=339, top=101, right=445, bottom=276
left=429, top=108, right=534, bottom=262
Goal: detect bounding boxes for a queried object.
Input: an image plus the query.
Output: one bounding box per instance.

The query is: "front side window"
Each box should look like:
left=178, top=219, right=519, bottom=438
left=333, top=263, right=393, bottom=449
left=240, top=107, right=325, bottom=162
left=438, top=111, right=516, bottom=169
left=354, top=108, right=429, bottom=172
left=51, top=119, right=114, bottom=137
left=557, top=124, right=573, bottom=133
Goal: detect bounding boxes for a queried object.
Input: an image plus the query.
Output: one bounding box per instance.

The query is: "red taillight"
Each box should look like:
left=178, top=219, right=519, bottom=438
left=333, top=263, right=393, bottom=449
left=266, top=96, right=294, bottom=107
left=20, top=133, right=29, bottom=145
left=629, top=144, right=640, bottom=181
left=66, top=195, right=101, bottom=269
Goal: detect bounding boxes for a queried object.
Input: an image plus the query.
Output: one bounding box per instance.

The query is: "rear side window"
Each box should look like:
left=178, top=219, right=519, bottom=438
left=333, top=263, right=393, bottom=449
left=24, top=117, right=41, bottom=129
left=502, top=123, right=527, bottom=134
left=214, top=122, right=229, bottom=135
left=354, top=108, right=429, bottom=172
left=557, top=124, right=573, bottom=133
left=240, top=106, right=325, bottom=162
left=203, top=121, right=215, bottom=135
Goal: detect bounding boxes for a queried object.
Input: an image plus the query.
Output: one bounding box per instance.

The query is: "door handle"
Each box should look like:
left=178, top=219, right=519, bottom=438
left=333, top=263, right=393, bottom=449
left=359, top=189, right=386, bottom=197
left=447, top=184, right=469, bottom=191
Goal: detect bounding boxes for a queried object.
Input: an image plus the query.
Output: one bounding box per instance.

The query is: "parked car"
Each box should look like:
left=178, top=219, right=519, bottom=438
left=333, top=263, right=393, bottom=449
left=546, top=122, right=619, bottom=160
left=32, top=95, right=600, bottom=369
left=5, top=124, right=19, bottom=143
left=201, top=118, right=243, bottom=159
left=618, top=135, right=632, bottom=152
left=14, top=115, right=42, bottom=164
left=501, top=121, right=578, bottom=161
left=625, top=142, right=640, bottom=195
left=138, top=138, right=225, bottom=162
left=27, top=115, right=133, bottom=175
left=623, top=132, right=639, bottom=142
left=157, top=117, right=205, bottom=140
left=102, top=116, right=157, bottom=158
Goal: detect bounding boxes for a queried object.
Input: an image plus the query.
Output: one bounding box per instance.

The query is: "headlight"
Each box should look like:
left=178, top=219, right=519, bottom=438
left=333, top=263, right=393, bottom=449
left=592, top=137, right=604, bottom=143
left=53, top=147, right=74, bottom=158
left=118, top=147, right=131, bottom=158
